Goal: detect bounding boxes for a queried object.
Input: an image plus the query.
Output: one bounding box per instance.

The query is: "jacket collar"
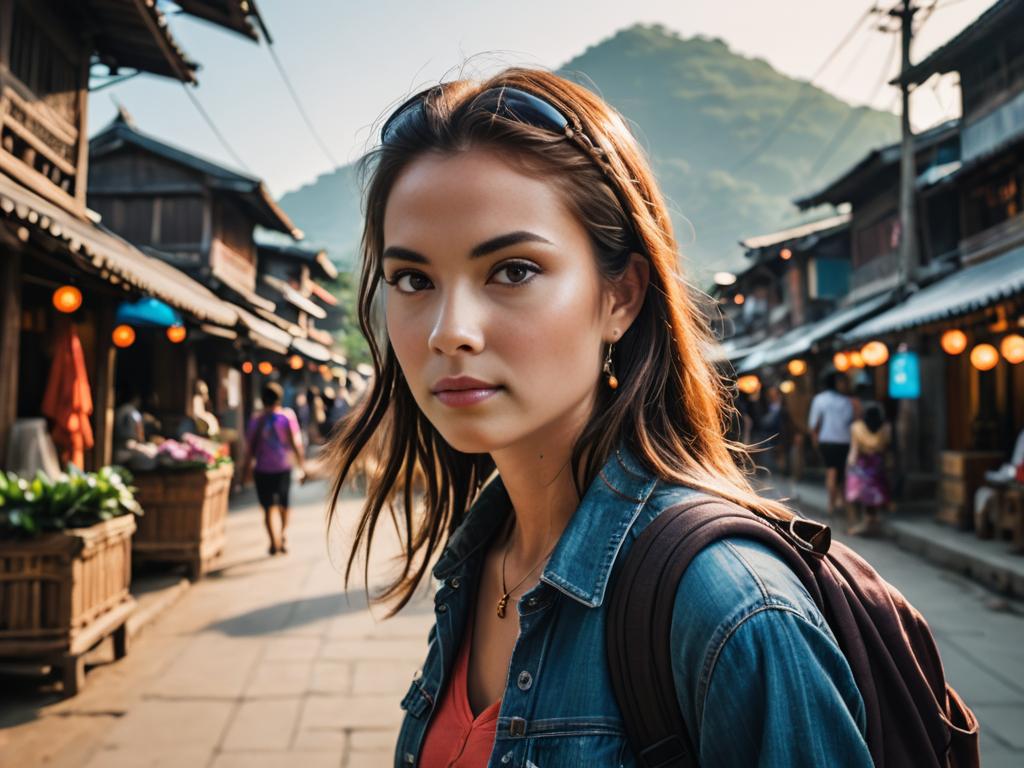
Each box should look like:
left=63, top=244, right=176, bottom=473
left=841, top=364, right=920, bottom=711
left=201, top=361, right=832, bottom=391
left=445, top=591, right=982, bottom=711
left=432, top=446, right=659, bottom=609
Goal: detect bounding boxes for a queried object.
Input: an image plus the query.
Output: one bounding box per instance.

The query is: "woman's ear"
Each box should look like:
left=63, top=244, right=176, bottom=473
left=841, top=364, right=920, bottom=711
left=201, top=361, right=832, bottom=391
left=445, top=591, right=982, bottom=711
left=604, top=252, right=649, bottom=341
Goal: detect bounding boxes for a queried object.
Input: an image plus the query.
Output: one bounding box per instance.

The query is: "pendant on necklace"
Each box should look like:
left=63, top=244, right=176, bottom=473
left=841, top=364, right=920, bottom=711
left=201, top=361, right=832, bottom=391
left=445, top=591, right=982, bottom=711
left=496, top=593, right=509, bottom=619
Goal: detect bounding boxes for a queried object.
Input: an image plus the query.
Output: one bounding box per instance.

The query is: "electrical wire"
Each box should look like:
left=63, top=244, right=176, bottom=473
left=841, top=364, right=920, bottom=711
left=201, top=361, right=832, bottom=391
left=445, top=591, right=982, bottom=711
left=807, top=31, right=902, bottom=180
left=731, top=1, right=882, bottom=172
left=180, top=83, right=252, bottom=173
left=264, top=43, right=339, bottom=169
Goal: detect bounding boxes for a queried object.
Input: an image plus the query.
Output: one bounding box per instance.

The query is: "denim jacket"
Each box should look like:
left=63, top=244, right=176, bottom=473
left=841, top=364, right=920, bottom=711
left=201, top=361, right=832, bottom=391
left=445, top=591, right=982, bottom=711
left=395, top=448, right=871, bottom=767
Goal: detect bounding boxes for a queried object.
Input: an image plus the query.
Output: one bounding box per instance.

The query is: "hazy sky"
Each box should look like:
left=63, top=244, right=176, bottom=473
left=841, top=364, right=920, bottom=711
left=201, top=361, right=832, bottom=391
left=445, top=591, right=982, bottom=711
left=88, top=0, right=994, bottom=198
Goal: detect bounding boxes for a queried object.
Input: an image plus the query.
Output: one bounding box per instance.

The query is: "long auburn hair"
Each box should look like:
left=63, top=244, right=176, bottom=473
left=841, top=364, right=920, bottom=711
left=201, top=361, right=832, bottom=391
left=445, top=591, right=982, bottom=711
left=327, top=67, right=793, bottom=613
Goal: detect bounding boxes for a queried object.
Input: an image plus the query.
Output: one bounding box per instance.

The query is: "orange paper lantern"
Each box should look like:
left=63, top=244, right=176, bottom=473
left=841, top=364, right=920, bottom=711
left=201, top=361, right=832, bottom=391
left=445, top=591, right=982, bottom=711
left=941, top=329, right=967, bottom=355
left=849, top=351, right=865, bottom=368
left=288, top=354, right=304, bottom=370
left=780, top=248, right=792, bottom=261
left=734, top=293, right=745, bottom=305
left=861, top=341, right=889, bottom=367
left=779, top=380, right=795, bottom=394
left=258, top=361, right=274, bottom=375
left=52, top=285, right=82, bottom=313
left=1000, top=334, right=1024, bottom=364
left=787, top=359, right=807, bottom=377
left=112, top=324, right=135, bottom=348
left=833, top=352, right=851, bottom=372
left=242, top=361, right=254, bottom=374
left=969, top=343, right=999, bottom=371
left=166, top=324, right=186, bottom=343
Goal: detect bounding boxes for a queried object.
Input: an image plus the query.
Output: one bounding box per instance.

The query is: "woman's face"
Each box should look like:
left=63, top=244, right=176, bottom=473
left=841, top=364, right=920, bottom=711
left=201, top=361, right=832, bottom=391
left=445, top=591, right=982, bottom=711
left=382, top=147, right=629, bottom=455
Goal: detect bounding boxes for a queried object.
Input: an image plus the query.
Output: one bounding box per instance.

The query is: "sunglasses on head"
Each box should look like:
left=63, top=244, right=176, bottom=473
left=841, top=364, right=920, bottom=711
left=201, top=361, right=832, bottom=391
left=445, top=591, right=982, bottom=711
left=380, top=85, right=612, bottom=172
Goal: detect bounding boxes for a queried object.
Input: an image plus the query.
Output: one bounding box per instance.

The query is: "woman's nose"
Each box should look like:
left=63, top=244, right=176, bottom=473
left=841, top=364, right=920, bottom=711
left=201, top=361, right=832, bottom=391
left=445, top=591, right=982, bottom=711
left=428, top=286, right=485, bottom=356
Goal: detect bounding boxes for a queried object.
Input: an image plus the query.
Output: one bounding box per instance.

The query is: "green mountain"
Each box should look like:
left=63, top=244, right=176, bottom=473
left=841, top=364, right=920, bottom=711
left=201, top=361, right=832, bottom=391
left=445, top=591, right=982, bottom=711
left=279, top=24, right=897, bottom=279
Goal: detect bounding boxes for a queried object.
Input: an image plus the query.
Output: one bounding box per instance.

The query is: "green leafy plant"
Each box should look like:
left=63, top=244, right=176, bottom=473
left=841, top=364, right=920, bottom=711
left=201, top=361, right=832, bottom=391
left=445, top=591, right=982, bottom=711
left=0, top=466, right=142, bottom=538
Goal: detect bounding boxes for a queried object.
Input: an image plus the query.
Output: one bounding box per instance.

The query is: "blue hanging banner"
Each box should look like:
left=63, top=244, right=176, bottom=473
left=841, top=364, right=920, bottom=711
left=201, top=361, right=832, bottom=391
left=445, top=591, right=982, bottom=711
left=115, top=297, right=183, bottom=328
left=889, top=350, right=920, bottom=399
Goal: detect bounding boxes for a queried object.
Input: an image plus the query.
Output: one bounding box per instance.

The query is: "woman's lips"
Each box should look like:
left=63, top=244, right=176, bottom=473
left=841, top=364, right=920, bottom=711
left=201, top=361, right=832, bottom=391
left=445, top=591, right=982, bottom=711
left=434, top=387, right=502, bottom=407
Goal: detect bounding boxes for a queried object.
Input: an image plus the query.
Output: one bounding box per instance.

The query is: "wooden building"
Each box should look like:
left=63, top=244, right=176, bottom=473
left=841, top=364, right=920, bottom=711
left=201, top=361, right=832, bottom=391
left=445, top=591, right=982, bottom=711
left=0, top=0, right=265, bottom=469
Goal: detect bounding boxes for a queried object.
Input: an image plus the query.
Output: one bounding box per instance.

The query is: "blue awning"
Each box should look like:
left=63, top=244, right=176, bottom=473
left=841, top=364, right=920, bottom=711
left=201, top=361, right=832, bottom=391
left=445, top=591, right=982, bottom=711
left=115, top=297, right=183, bottom=327
left=841, top=246, right=1024, bottom=343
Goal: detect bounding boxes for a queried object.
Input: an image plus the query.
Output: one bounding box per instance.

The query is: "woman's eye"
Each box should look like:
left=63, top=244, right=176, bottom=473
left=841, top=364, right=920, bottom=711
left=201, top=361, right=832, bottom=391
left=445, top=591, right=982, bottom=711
left=490, top=261, right=540, bottom=286
left=388, top=271, right=433, bottom=293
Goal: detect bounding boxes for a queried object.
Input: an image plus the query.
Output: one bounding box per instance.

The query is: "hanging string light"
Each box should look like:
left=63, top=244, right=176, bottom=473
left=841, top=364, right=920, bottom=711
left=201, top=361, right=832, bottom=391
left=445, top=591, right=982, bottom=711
left=52, top=285, right=82, bottom=313
left=242, top=361, right=254, bottom=374
left=787, top=359, right=807, bottom=377
left=288, top=354, right=304, bottom=370
left=833, top=352, right=851, bottom=372
left=861, top=341, right=890, bottom=367
left=112, top=325, right=136, bottom=348
left=166, top=325, right=186, bottom=343
left=737, top=375, right=760, bottom=394
left=258, top=361, right=273, bottom=375
left=969, top=343, right=999, bottom=371
left=941, top=329, right=968, bottom=355
left=779, top=380, right=796, bottom=394
left=999, top=334, right=1024, bottom=365
left=849, top=351, right=865, bottom=368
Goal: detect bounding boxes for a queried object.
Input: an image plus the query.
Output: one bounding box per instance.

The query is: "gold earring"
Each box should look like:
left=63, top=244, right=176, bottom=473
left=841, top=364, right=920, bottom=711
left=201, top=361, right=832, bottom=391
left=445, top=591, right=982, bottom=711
left=603, top=343, right=618, bottom=390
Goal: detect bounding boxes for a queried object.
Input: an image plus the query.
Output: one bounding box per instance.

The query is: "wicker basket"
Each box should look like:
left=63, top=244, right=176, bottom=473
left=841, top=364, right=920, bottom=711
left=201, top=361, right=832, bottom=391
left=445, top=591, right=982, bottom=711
left=0, top=514, right=136, bottom=694
left=131, top=463, right=233, bottom=579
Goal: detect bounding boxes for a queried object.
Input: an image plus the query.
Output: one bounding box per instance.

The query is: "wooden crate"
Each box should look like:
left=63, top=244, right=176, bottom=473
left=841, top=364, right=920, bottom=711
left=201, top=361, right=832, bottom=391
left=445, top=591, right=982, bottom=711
left=131, top=463, right=234, bottom=579
left=0, top=514, right=136, bottom=695
left=938, top=451, right=1004, bottom=529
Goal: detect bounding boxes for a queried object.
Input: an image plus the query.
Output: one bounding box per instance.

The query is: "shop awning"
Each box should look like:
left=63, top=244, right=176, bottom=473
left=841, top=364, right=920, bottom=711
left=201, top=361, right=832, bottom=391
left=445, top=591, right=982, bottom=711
left=262, top=274, right=327, bottom=319
left=233, top=305, right=292, bottom=355
left=748, top=291, right=894, bottom=371
left=291, top=336, right=332, bottom=363
left=840, top=247, right=1024, bottom=343
left=0, top=174, right=237, bottom=327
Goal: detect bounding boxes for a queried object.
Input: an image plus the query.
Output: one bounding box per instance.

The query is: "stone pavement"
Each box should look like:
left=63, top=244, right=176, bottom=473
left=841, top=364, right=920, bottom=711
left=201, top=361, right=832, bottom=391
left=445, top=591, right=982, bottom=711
left=787, top=482, right=1024, bottom=768
left=3, top=475, right=1024, bottom=767
left=0, top=479, right=434, bottom=768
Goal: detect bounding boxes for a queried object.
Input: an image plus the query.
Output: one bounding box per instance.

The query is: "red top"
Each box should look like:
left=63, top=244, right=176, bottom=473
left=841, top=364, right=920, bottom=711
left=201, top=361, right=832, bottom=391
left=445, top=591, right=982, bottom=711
left=419, top=612, right=501, bottom=767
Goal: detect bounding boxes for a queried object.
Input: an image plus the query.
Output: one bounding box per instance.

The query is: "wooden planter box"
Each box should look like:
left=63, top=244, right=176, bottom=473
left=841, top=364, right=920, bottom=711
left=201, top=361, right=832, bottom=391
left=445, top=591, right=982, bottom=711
left=937, top=450, right=1004, bottom=529
left=0, top=514, right=136, bottom=695
left=131, top=463, right=234, bottom=579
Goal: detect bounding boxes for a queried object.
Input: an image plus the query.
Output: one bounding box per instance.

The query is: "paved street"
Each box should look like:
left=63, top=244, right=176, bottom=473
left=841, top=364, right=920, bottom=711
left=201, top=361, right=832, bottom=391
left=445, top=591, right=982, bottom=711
left=0, top=480, right=434, bottom=768
left=1, top=479, right=1023, bottom=767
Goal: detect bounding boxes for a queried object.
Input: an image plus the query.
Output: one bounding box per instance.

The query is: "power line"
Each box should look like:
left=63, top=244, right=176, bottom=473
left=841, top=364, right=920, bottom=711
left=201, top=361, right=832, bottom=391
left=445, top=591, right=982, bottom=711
left=263, top=42, right=339, bottom=169
left=731, top=1, right=881, bottom=172
left=807, top=31, right=902, bottom=180
left=180, top=83, right=252, bottom=173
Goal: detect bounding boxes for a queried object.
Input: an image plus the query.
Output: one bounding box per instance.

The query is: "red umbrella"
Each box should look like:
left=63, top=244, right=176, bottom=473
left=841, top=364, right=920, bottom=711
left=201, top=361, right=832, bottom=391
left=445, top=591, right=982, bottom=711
left=42, top=320, right=94, bottom=469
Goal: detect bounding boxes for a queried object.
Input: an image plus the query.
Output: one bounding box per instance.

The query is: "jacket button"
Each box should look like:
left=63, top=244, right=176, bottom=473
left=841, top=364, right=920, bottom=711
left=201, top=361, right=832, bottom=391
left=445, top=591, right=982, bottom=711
left=501, top=752, right=512, bottom=764
left=516, top=671, right=533, bottom=691
left=526, top=596, right=538, bottom=607
left=403, top=752, right=415, bottom=764
left=449, top=577, right=460, bottom=589
left=436, top=603, right=448, bottom=613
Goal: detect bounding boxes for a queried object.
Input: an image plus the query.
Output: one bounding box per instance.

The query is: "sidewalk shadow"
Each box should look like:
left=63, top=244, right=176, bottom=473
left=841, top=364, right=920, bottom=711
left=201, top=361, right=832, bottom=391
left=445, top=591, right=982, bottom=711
left=204, top=589, right=432, bottom=637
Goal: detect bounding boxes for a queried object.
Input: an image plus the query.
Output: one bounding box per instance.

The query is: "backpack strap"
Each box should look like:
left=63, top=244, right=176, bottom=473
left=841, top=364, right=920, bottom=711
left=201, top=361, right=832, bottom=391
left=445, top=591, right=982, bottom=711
left=606, top=496, right=830, bottom=768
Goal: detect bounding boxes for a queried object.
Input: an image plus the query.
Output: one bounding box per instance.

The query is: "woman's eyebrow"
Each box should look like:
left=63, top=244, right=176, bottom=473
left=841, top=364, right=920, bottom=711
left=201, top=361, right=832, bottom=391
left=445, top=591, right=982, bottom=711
left=381, top=231, right=553, bottom=264
left=470, top=231, right=553, bottom=259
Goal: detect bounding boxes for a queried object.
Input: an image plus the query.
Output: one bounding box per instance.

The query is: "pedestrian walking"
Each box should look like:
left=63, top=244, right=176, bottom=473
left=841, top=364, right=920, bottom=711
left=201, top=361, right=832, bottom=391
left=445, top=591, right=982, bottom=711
left=809, top=371, right=855, bottom=517
left=326, top=69, right=974, bottom=767
left=240, top=382, right=306, bottom=555
left=845, top=402, right=892, bottom=536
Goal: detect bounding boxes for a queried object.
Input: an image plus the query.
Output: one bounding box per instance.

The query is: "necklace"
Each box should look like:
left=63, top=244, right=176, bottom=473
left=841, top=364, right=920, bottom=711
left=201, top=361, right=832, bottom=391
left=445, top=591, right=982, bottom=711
left=497, top=526, right=558, bottom=619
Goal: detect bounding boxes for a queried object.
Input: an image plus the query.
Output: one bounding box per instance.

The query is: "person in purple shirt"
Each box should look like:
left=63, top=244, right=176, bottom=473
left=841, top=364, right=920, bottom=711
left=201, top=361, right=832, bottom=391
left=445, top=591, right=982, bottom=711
left=241, top=382, right=306, bottom=555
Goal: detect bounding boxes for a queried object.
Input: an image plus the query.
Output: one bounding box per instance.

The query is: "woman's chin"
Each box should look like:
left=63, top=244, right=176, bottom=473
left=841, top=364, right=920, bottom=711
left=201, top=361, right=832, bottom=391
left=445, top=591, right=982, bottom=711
left=433, top=423, right=519, bottom=457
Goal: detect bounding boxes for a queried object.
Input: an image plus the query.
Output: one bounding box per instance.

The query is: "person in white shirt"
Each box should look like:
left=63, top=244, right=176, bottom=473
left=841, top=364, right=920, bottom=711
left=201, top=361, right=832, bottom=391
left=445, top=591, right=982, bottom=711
left=808, top=372, right=855, bottom=517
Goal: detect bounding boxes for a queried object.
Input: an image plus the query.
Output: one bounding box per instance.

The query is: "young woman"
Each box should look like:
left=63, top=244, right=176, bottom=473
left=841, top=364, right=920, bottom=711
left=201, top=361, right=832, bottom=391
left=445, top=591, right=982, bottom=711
left=328, top=69, right=871, bottom=767
left=241, top=382, right=306, bottom=555
left=845, top=402, right=892, bottom=536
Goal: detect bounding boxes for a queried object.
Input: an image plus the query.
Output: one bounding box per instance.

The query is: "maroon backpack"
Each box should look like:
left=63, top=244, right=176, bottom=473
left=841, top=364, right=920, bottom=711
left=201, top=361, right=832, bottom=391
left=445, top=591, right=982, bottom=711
left=606, top=497, right=980, bottom=767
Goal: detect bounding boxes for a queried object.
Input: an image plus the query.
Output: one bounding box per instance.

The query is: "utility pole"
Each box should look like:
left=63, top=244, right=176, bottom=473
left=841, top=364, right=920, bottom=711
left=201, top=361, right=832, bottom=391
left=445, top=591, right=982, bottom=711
left=892, top=0, right=919, bottom=287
